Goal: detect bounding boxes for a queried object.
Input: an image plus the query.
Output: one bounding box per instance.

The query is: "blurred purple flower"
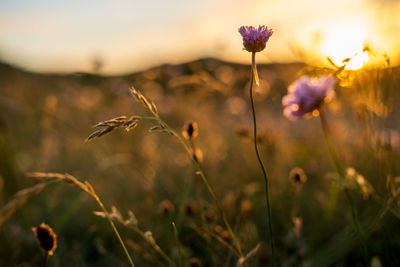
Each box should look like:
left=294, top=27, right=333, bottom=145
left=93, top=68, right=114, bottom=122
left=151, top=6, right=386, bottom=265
left=239, top=25, right=273, bottom=53
left=282, top=75, right=337, bottom=120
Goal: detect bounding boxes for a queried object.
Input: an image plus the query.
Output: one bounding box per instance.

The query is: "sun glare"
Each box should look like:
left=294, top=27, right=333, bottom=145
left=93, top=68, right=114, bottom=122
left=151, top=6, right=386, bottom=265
left=322, top=25, right=369, bottom=70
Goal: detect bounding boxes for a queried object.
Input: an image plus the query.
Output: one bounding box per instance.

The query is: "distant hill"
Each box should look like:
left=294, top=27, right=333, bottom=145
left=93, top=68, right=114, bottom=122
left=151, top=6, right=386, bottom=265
left=0, top=58, right=306, bottom=102
left=0, top=57, right=306, bottom=77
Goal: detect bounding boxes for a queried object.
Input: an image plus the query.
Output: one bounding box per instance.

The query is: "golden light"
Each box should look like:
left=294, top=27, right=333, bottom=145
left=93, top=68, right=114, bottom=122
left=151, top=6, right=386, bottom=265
left=321, top=24, right=369, bottom=70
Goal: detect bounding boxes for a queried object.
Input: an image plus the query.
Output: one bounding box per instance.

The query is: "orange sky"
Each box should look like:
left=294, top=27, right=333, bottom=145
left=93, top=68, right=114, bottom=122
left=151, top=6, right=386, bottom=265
left=0, top=0, right=399, bottom=74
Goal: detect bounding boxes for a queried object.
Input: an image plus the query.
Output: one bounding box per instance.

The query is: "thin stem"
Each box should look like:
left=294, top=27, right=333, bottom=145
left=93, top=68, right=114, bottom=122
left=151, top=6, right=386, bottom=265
left=319, top=108, right=369, bottom=264
left=249, top=52, right=275, bottom=265
left=172, top=222, right=184, bottom=267
left=98, top=209, right=174, bottom=266
left=42, top=252, right=48, bottom=267
left=199, top=224, right=240, bottom=257
left=133, top=89, right=244, bottom=258
left=319, top=109, right=344, bottom=176
left=130, top=225, right=176, bottom=267
left=95, top=197, right=136, bottom=267
left=194, top=164, right=243, bottom=257
left=153, top=116, right=244, bottom=258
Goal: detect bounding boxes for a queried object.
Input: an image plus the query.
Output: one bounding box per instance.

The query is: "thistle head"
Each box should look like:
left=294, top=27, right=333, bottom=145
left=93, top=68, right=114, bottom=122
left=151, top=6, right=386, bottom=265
left=239, top=25, right=273, bottom=53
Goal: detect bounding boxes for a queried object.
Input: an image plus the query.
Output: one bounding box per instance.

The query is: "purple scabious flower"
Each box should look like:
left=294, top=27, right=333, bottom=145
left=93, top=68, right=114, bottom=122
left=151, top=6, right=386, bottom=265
left=282, top=75, right=337, bottom=120
left=239, top=25, right=273, bottom=53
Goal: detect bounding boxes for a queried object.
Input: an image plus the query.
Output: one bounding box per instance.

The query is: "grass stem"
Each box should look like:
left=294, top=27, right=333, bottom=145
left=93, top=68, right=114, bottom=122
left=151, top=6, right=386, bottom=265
left=319, top=108, right=369, bottom=265
left=93, top=195, right=136, bottom=267
left=144, top=99, right=245, bottom=258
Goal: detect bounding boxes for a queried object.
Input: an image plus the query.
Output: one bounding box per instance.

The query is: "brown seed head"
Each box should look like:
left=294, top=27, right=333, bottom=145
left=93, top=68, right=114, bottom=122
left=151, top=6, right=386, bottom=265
left=185, top=200, right=198, bottom=216
left=182, top=121, right=198, bottom=139
left=32, top=222, right=57, bottom=256
left=214, top=225, right=223, bottom=234
left=240, top=200, right=253, bottom=215
left=204, top=209, right=216, bottom=223
left=189, top=257, right=202, bottom=267
left=192, top=148, right=203, bottom=163
left=289, top=167, right=307, bottom=184
left=235, top=126, right=249, bottom=138
left=221, top=230, right=231, bottom=242
left=158, top=199, right=175, bottom=216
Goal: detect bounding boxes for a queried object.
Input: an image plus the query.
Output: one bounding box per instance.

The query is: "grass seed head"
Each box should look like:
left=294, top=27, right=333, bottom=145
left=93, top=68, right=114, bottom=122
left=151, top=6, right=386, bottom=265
left=125, top=210, right=138, bottom=225
left=87, top=116, right=140, bottom=141
left=0, top=183, right=46, bottom=227
left=144, top=231, right=156, bottom=245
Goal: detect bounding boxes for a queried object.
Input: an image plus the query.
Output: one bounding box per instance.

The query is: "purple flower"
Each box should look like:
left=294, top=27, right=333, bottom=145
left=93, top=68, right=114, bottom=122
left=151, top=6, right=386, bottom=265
left=239, top=25, right=273, bottom=53
left=282, top=75, right=337, bottom=120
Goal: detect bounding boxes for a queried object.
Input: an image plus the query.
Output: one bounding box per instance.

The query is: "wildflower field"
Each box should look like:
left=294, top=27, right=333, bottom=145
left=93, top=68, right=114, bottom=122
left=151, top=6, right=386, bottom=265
left=1, top=23, right=400, bottom=266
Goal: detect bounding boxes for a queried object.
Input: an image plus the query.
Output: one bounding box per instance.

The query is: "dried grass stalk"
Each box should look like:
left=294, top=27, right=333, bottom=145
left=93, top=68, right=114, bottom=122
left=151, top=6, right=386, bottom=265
left=87, top=116, right=140, bottom=141
left=0, top=183, right=46, bottom=227
left=94, top=206, right=174, bottom=266
left=129, top=87, right=158, bottom=116
left=29, top=172, right=92, bottom=196
left=236, top=242, right=262, bottom=267
left=28, top=172, right=136, bottom=267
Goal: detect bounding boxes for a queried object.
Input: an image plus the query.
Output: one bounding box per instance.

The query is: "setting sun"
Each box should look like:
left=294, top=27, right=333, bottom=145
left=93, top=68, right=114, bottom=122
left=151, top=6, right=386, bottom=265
left=322, top=24, right=369, bottom=69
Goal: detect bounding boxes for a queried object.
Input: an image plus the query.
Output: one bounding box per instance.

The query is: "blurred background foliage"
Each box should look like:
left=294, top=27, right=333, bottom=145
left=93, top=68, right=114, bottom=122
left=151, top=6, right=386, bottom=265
left=0, top=57, right=399, bottom=266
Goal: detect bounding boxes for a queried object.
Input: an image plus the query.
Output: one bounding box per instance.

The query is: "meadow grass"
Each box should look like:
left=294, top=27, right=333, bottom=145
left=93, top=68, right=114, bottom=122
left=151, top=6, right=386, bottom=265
left=0, top=50, right=399, bottom=266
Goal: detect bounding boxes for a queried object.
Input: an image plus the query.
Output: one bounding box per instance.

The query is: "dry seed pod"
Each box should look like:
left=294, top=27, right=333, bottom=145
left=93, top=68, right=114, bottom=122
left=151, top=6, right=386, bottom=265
left=182, top=121, right=198, bottom=139
left=289, top=167, right=307, bottom=184
left=189, top=257, right=202, bottom=267
left=32, top=222, right=57, bottom=256
left=185, top=200, right=198, bottom=216
left=158, top=199, right=175, bottom=216
left=193, top=148, right=203, bottom=163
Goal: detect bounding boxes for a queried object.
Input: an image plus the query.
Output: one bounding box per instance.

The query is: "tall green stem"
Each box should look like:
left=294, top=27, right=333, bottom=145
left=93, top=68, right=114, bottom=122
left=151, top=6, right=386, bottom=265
left=249, top=52, right=275, bottom=265
left=319, top=108, right=369, bottom=264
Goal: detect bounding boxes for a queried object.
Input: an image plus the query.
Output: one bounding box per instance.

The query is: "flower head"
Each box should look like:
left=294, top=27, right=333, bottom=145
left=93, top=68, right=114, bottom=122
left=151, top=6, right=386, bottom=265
left=282, top=75, right=336, bottom=120
left=239, top=25, right=273, bottom=53
left=32, top=222, right=57, bottom=256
